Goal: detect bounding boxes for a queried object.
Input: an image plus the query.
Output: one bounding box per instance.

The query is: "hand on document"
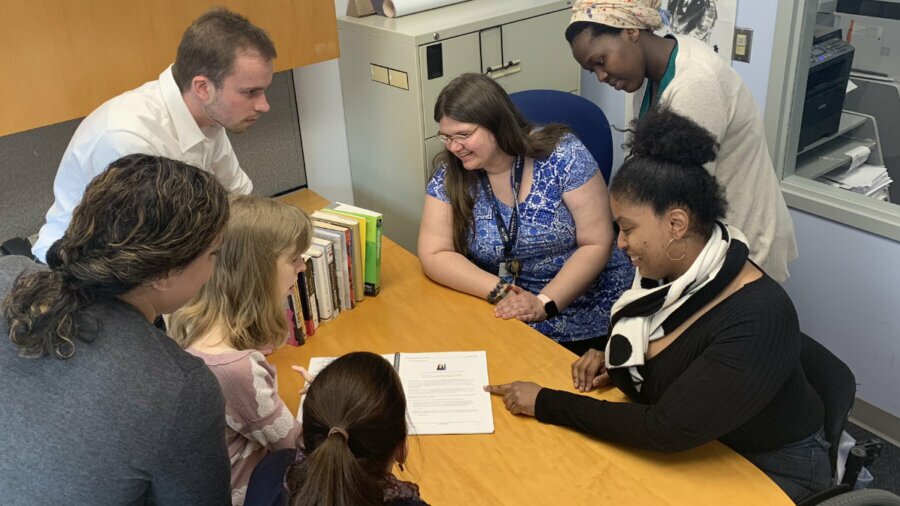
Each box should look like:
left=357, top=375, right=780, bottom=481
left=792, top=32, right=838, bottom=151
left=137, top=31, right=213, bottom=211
left=485, top=382, right=542, bottom=417
left=571, top=349, right=609, bottom=393
left=292, top=365, right=314, bottom=395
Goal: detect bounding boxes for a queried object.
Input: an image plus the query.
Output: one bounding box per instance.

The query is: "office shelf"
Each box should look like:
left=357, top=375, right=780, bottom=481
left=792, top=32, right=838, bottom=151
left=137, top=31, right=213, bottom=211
left=797, top=112, right=867, bottom=156
left=795, top=111, right=883, bottom=181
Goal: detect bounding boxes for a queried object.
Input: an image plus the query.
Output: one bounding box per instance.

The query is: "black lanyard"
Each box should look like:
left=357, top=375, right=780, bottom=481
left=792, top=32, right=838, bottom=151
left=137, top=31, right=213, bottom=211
left=479, top=155, right=525, bottom=262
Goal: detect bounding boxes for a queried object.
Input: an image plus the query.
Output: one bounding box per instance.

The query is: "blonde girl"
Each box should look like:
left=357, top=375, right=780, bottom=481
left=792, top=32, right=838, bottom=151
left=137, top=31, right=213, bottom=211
left=170, top=194, right=313, bottom=506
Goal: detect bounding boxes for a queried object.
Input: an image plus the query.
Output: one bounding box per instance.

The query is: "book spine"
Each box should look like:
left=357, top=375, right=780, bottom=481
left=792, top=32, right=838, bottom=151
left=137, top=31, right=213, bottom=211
left=342, top=228, right=355, bottom=309
left=371, top=215, right=382, bottom=295
left=323, top=243, right=340, bottom=318
left=300, top=257, right=319, bottom=334
left=284, top=306, right=299, bottom=347
left=314, top=227, right=352, bottom=312
left=312, top=252, right=333, bottom=321
left=290, top=284, right=306, bottom=345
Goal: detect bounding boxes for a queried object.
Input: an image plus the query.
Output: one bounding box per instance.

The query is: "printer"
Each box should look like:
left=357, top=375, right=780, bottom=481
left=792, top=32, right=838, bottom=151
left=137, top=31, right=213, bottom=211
left=799, top=26, right=855, bottom=150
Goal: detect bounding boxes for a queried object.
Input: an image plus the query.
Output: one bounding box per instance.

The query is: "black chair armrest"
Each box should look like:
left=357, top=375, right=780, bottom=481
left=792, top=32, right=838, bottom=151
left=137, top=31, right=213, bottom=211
left=0, top=237, right=36, bottom=260
left=798, top=484, right=852, bottom=506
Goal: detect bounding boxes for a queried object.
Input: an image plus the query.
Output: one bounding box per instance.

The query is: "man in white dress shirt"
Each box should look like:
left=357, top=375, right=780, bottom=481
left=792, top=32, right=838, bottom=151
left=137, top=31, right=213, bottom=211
left=33, top=8, right=276, bottom=262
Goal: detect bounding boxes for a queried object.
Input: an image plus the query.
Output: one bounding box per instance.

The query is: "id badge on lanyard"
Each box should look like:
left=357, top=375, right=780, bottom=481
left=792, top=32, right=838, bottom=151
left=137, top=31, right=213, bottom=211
left=481, top=155, right=525, bottom=286
left=498, top=258, right=521, bottom=284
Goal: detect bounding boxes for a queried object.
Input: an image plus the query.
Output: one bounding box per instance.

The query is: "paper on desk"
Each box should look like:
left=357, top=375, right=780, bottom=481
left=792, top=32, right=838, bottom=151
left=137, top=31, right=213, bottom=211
left=395, top=351, right=494, bottom=435
left=298, top=352, right=494, bottom=435
left=383, top=0, right=469, bottom=17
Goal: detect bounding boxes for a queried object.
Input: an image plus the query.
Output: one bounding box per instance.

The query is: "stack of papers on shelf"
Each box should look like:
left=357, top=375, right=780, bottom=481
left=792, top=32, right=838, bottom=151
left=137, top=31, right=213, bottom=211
left=818, top=163, right=893, bottom=201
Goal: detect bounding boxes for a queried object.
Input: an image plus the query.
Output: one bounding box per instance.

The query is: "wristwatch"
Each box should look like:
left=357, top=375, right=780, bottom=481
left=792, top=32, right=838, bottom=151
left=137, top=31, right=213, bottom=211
left=536, top=293, right=559, bottom=319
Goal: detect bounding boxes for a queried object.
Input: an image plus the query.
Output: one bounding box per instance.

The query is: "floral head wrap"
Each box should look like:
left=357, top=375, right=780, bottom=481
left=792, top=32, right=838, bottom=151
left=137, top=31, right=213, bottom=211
left=570, top=0, right=667, bottom=30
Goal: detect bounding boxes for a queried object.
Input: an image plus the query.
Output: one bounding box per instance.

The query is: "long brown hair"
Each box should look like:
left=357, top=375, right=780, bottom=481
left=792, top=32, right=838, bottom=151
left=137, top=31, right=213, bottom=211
left=286, top=352, right=408, bottom=506
left=169, top=195, right=313, bottom=351
left=2, top=154, right=229, bottom=359
left=432, top=73, right=569, bottom=254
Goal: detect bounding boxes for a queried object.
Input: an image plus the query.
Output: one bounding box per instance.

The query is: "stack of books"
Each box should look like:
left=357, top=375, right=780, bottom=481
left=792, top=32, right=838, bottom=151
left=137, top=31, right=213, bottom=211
left=818, top=163, right=893, bottom=202
left=285, top=202, right=383, bottom=345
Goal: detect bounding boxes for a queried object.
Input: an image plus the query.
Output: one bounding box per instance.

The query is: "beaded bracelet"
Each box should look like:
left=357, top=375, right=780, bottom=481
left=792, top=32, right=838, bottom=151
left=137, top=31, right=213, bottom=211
left=486, top=280, right=512, bottom=305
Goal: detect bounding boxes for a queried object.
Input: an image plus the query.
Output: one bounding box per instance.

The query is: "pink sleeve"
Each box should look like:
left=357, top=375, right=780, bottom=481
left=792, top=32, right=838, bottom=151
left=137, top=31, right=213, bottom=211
left=220, top=351, right=301, bottom=451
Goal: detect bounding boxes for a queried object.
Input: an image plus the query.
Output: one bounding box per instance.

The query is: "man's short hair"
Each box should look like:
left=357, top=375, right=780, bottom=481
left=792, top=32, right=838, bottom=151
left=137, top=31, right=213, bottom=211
left=172, top=8, right=277, bottom=92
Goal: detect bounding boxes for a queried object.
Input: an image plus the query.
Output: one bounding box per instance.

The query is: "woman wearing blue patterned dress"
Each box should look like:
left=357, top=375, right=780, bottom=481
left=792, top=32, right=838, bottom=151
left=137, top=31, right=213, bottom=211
left=418, top=73, right=633, bottom=355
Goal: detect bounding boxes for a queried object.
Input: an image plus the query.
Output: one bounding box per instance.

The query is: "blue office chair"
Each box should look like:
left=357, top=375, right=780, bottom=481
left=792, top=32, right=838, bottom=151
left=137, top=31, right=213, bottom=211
left=509, top=89, right=614, bottom=183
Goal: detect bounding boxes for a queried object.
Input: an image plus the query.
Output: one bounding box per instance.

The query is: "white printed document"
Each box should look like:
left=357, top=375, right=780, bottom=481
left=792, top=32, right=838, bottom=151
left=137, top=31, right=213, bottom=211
left=301, top=351, right=494, bottom=435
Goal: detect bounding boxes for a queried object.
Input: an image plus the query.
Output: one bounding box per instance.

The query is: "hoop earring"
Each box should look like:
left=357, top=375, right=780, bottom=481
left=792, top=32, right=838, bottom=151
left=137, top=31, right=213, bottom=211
left=664, top=238, right=687, bottom=261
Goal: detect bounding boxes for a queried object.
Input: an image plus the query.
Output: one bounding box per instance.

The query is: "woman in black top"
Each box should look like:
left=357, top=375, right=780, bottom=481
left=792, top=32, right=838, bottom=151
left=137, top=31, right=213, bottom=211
left=487, top=107, right=831, bottom=503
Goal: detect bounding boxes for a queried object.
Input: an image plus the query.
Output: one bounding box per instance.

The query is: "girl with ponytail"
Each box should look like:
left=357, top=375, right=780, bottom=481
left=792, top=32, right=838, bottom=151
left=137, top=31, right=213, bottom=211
left=246, top=352, right=427, bottom=506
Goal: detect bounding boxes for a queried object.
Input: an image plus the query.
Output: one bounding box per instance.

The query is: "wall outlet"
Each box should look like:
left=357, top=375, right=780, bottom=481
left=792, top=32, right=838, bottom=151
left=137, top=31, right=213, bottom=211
left=733, top=27, right=753, bottom=63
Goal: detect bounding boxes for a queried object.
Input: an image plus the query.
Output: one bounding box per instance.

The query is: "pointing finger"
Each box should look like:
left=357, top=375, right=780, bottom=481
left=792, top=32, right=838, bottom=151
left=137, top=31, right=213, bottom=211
left=292, top=365, right=314, bottom=383
left=484, top=384, right=510, bottom=395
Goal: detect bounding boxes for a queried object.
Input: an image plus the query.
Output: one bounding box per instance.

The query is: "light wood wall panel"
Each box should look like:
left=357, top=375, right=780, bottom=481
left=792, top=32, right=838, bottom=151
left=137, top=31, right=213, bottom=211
left=0, top=0, right=338, bottom=136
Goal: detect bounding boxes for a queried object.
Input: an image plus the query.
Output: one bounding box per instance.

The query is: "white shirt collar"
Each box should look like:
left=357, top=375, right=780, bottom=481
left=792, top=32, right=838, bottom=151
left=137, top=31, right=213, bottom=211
left=159, top=65, right=219, bottom=152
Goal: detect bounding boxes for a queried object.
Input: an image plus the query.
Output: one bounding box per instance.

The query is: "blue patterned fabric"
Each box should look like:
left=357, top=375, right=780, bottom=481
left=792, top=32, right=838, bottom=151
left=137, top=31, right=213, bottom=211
left=426, top=134, right=634, bottom=343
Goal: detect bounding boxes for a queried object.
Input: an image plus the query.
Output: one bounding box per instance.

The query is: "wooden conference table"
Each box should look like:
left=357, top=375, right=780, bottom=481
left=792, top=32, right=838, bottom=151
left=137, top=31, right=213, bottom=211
left=270, top=189, right=791, bottom=505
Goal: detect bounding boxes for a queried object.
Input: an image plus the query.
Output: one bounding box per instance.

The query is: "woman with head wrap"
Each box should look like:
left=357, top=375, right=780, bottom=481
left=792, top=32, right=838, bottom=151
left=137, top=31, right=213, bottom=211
left=565, top=0, right=798, bottom=283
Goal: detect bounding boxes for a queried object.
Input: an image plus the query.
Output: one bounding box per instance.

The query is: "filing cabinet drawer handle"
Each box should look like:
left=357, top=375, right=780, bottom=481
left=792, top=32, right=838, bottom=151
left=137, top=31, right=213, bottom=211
left=485, top=59, right=522, bottom=79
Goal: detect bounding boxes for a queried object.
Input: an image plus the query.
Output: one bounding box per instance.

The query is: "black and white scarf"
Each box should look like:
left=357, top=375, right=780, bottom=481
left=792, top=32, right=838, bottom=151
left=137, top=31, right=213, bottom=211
left=605, top=222, right=749, bottom=392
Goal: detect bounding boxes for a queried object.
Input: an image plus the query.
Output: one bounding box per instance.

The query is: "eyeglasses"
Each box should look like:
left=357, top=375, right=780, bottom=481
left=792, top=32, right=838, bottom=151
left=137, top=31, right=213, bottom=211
left=436, top=126, right=479, bottom=146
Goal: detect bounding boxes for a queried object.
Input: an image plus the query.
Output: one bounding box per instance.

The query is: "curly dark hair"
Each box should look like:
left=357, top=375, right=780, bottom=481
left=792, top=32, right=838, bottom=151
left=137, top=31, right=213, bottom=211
left=610, top=105, right=727, bottom=236
left=3, top=154, right=229, bottom=359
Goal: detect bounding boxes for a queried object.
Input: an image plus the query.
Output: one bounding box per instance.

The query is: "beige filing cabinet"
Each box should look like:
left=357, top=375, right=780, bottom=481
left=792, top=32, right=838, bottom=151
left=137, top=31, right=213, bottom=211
left=338, top=0, right=579, bottom=252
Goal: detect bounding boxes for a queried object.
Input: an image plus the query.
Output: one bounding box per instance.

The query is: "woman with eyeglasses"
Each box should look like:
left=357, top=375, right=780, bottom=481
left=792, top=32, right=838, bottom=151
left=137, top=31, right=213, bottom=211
left=418, top=73, right=634, bottom=355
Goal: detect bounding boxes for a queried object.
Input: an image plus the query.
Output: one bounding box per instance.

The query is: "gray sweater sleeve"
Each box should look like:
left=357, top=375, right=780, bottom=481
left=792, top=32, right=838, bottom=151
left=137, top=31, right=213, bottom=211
left=149, top=364, right=230, bottom=505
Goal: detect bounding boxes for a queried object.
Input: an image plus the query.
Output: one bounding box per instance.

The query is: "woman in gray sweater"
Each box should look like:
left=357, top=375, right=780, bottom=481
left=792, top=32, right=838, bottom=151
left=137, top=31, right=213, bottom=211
left=0, top=154, right=231, bottom=505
